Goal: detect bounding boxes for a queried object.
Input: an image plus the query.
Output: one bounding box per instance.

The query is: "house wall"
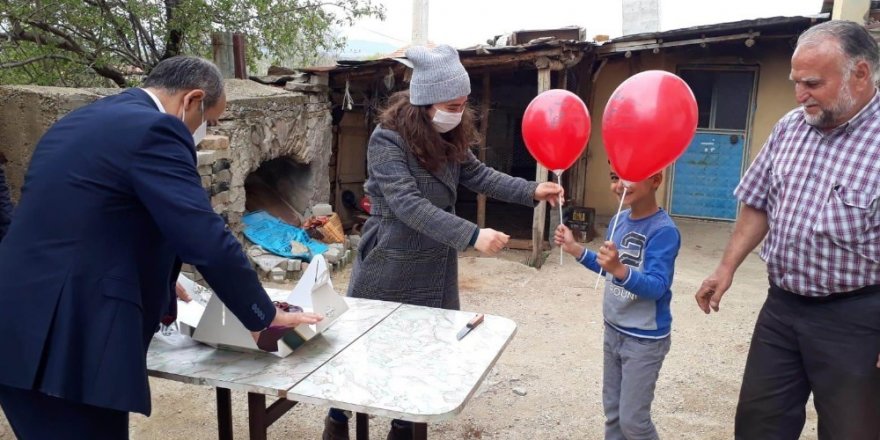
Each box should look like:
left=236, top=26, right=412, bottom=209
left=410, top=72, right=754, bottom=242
left=581, top=40, right=797, bottom=217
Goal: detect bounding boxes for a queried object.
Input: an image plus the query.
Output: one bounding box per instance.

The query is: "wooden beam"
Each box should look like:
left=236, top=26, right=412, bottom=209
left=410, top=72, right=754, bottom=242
left=477, top=73, right=491, bottom=228
left=327, top=47, right=580, bottom=87
left=529, top=67, right=552, bottom=268
left=597, top=32, right=761, bottom=56
left=461, top=48, right=570, bottom=69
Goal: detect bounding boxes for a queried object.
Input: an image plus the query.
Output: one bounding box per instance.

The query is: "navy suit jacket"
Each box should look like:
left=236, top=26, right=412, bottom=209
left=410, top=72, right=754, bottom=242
left=0, top=164, right=12, bottom=241
left=0, top=89, right=276, bottom=415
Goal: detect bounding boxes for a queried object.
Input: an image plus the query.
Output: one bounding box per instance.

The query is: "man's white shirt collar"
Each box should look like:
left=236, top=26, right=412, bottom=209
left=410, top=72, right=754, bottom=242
left=142, top=88, right=166, bottom=114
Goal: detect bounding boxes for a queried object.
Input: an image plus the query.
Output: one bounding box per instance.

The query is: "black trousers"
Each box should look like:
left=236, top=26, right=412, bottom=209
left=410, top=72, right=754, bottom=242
left=0, top=384, right=128, bottom=439
left=735, top=284, right=880, bottom=440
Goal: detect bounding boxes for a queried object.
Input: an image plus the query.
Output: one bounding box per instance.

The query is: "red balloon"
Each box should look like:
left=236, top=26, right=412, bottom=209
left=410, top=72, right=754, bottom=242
left=602, top=70, right=698, bottom=182
left=522, top=89, right=591, bottom=172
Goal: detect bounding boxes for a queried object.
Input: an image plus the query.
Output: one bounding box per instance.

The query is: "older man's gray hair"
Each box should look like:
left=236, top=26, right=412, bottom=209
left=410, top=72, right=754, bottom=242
left=798, top=20, right=880, bottom=83
left=143, top=56, right=225, bottom=108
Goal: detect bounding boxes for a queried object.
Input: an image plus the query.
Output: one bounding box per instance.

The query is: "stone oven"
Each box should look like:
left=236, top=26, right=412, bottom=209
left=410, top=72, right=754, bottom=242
left=0, top=77, right=351, bottom=283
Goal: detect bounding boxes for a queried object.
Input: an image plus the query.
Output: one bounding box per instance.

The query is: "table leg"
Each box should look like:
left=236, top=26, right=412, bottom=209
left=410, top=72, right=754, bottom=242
left=248, top=393, right=268, bottom=440
left=356, top=412, right=369, bottom=440
left=247, top=392, right=299, bottom=440
left=216, top=387, right=233, bottom=440
left=413, top=423, right=427, bottom=440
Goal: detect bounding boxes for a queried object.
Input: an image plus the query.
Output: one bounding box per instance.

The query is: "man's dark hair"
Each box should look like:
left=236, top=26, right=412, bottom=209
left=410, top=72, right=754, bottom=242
left=143, top=56, right=225, bottom=108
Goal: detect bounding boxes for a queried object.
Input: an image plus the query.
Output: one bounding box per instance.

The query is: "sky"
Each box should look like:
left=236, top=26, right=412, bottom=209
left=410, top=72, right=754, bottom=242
left=341, top=0, right=825, bottom=49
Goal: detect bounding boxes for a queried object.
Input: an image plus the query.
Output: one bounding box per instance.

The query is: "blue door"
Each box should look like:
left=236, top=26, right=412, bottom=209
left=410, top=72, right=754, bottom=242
left=670, top=133, right=743, bottom=220
left=670, top=68, right=755, bottom=220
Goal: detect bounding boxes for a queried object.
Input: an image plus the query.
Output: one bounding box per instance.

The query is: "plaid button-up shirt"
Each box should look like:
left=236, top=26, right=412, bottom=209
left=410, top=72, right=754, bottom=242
left=735, top=93, right=880, bottom=296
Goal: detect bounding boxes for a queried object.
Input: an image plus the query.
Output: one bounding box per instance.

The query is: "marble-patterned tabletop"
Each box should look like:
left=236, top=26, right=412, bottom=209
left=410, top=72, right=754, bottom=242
left=147, top=296, right=401, bottom=397
left=288, top=304, right=518, bottom=422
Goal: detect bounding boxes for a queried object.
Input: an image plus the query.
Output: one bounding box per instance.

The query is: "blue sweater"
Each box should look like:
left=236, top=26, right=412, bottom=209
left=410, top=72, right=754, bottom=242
left=578, top=208, right=680, bottom=339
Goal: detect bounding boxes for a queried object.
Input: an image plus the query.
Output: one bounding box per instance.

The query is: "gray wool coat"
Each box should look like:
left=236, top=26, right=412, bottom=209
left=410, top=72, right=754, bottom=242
left=348, top=126, right=539, bottom=310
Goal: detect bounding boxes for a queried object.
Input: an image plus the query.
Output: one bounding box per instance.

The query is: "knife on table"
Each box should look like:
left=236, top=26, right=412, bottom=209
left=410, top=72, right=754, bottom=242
left=456, top=313, right=485, bottom=340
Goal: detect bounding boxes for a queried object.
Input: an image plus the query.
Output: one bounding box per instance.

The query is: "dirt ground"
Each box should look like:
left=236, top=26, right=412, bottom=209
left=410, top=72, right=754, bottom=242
left=0, top=217, right=820, bottom=439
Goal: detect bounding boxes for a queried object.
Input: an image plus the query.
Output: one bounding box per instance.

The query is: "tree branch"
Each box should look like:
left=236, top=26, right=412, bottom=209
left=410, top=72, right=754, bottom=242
left=0, top=29, right=128, bottom=86
left=128, top=12, right=160, bottom=62
left=22, top=20, right=89, bottom=54
left=1, top=28, right=81, bottom=53
left=214, top=2, right=339, bottom=27
left=162, top=0, right=182, bottom=59
left=93, top=0, right=139, bottom=63
left=0, top=53, right=76, bottom=69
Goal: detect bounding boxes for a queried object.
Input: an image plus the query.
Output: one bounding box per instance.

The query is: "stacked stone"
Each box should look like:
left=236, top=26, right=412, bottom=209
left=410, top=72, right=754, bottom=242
left=245, top=233, right=358, bottom=283
left=196, top=135, right=237, bottom=225
left=180, top=135, right=235, bottom=285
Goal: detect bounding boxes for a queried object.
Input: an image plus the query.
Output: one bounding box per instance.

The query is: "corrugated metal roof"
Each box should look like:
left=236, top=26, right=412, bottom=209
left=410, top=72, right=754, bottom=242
left=295, top=15, right=827, bottom=75
left=299, top=38, right=591, bottom=74
left=607, top=15, right=828, bottom=44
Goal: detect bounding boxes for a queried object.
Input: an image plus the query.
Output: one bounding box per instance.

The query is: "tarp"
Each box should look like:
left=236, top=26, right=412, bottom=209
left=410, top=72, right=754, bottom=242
left=242, top=211, right=328, bottom=261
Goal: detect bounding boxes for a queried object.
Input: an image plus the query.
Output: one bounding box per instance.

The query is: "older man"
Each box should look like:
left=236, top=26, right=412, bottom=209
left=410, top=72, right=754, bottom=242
left=695, top=20, right=880, bottom=439
left=0, top=56, right=321, bottom=439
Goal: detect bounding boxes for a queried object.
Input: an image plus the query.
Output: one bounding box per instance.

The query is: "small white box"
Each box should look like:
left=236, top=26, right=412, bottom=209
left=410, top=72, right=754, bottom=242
left=176, top=255, right=347, bottom=357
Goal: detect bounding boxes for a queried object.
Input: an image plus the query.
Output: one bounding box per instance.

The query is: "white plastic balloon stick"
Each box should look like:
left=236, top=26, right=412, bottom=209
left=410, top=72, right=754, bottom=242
left=595, top=186, right=628, bottom=289
left=556, top=171, right=565, bottom=266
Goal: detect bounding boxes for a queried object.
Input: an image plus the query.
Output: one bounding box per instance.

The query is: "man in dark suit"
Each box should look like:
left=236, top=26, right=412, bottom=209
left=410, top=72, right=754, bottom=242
left=0, top=56, right=321, bottom=439
left=0, top=152, right=12, bottom=242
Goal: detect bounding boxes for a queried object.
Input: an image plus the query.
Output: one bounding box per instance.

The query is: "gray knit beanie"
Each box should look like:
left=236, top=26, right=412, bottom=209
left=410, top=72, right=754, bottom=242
left=405, top=45, right=471, bottom=106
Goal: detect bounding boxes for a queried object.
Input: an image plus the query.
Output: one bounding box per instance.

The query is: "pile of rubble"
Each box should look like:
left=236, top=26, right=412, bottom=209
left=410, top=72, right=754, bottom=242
left=246, top=233, right=360, bottom=282
left=244, top=202, right=359, bottom=282
left=181, top=202, right=362, bottom=285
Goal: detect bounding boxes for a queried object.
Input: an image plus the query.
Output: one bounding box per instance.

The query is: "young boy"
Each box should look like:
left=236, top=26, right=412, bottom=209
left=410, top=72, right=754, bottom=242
left=555, top=169, right=680, bottom=440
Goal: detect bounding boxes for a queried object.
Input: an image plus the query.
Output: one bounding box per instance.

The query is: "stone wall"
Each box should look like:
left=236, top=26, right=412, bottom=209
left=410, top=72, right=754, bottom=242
left=210, top=79, right=333, bottom=234
left=0, top=78, right=333, bottom=238
left=0, top=86, right=103, bottom=201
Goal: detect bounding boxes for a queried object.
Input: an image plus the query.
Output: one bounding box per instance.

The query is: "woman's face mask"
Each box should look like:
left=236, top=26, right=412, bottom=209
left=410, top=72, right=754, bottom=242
left=431, top=108, right=463, bottom=133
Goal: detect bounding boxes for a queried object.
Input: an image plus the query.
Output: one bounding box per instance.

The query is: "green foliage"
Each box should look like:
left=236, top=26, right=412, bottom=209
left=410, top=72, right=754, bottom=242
left=0, top=0, right=384, bottom=87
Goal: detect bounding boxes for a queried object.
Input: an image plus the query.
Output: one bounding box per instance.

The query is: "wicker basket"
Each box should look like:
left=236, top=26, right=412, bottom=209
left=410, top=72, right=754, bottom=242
left=319, top=213, right=345, bottom=244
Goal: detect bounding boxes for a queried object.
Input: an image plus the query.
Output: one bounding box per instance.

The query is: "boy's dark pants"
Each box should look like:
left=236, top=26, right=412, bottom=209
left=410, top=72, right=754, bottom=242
left=735, top=284, right=880, bottom=440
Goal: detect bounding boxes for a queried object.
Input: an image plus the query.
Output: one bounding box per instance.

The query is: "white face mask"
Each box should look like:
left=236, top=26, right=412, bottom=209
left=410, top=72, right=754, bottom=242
left=182, top=100, right=207, bottom=145
left=193, top=119, right=207, bottom=146
left=431, top=108, right=463, bottom=133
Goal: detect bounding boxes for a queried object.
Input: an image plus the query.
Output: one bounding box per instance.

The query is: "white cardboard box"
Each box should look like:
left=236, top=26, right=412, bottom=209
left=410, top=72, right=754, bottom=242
left=176, top=255, right=348, bottom=357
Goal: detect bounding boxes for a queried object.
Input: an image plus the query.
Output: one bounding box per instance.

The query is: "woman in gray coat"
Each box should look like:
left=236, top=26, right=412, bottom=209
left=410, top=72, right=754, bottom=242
left=323, top=44, right=564, bottom=440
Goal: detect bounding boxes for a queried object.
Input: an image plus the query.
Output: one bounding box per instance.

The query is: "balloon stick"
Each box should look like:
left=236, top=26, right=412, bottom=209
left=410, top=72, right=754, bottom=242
left=556, top=171, right=565, bottom=266
left=594, top=186, right=628, bottom=290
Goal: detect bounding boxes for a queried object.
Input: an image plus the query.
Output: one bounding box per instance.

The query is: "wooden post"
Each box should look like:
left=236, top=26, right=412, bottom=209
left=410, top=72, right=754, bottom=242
left=212, top=32, right=235, bottom=79
left=529, top=66, right=552, bottom=267
left=232, top=33, right=248, bottom=79
left=477, top=74, right=491, bottom=228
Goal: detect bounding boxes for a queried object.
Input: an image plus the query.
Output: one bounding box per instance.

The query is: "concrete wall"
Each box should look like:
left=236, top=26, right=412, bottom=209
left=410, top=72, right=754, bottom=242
left=0, top=87, right=103, bottom=200
left=0, top=79, right=332, bottom=234
left=622, top=0, right=661, bottom=36
left=582, top=40, right=797, bottom=217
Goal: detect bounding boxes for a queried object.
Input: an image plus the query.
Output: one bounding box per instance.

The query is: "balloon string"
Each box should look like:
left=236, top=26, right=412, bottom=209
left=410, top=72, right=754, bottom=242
left=594, top=186, right=627, bottom=290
